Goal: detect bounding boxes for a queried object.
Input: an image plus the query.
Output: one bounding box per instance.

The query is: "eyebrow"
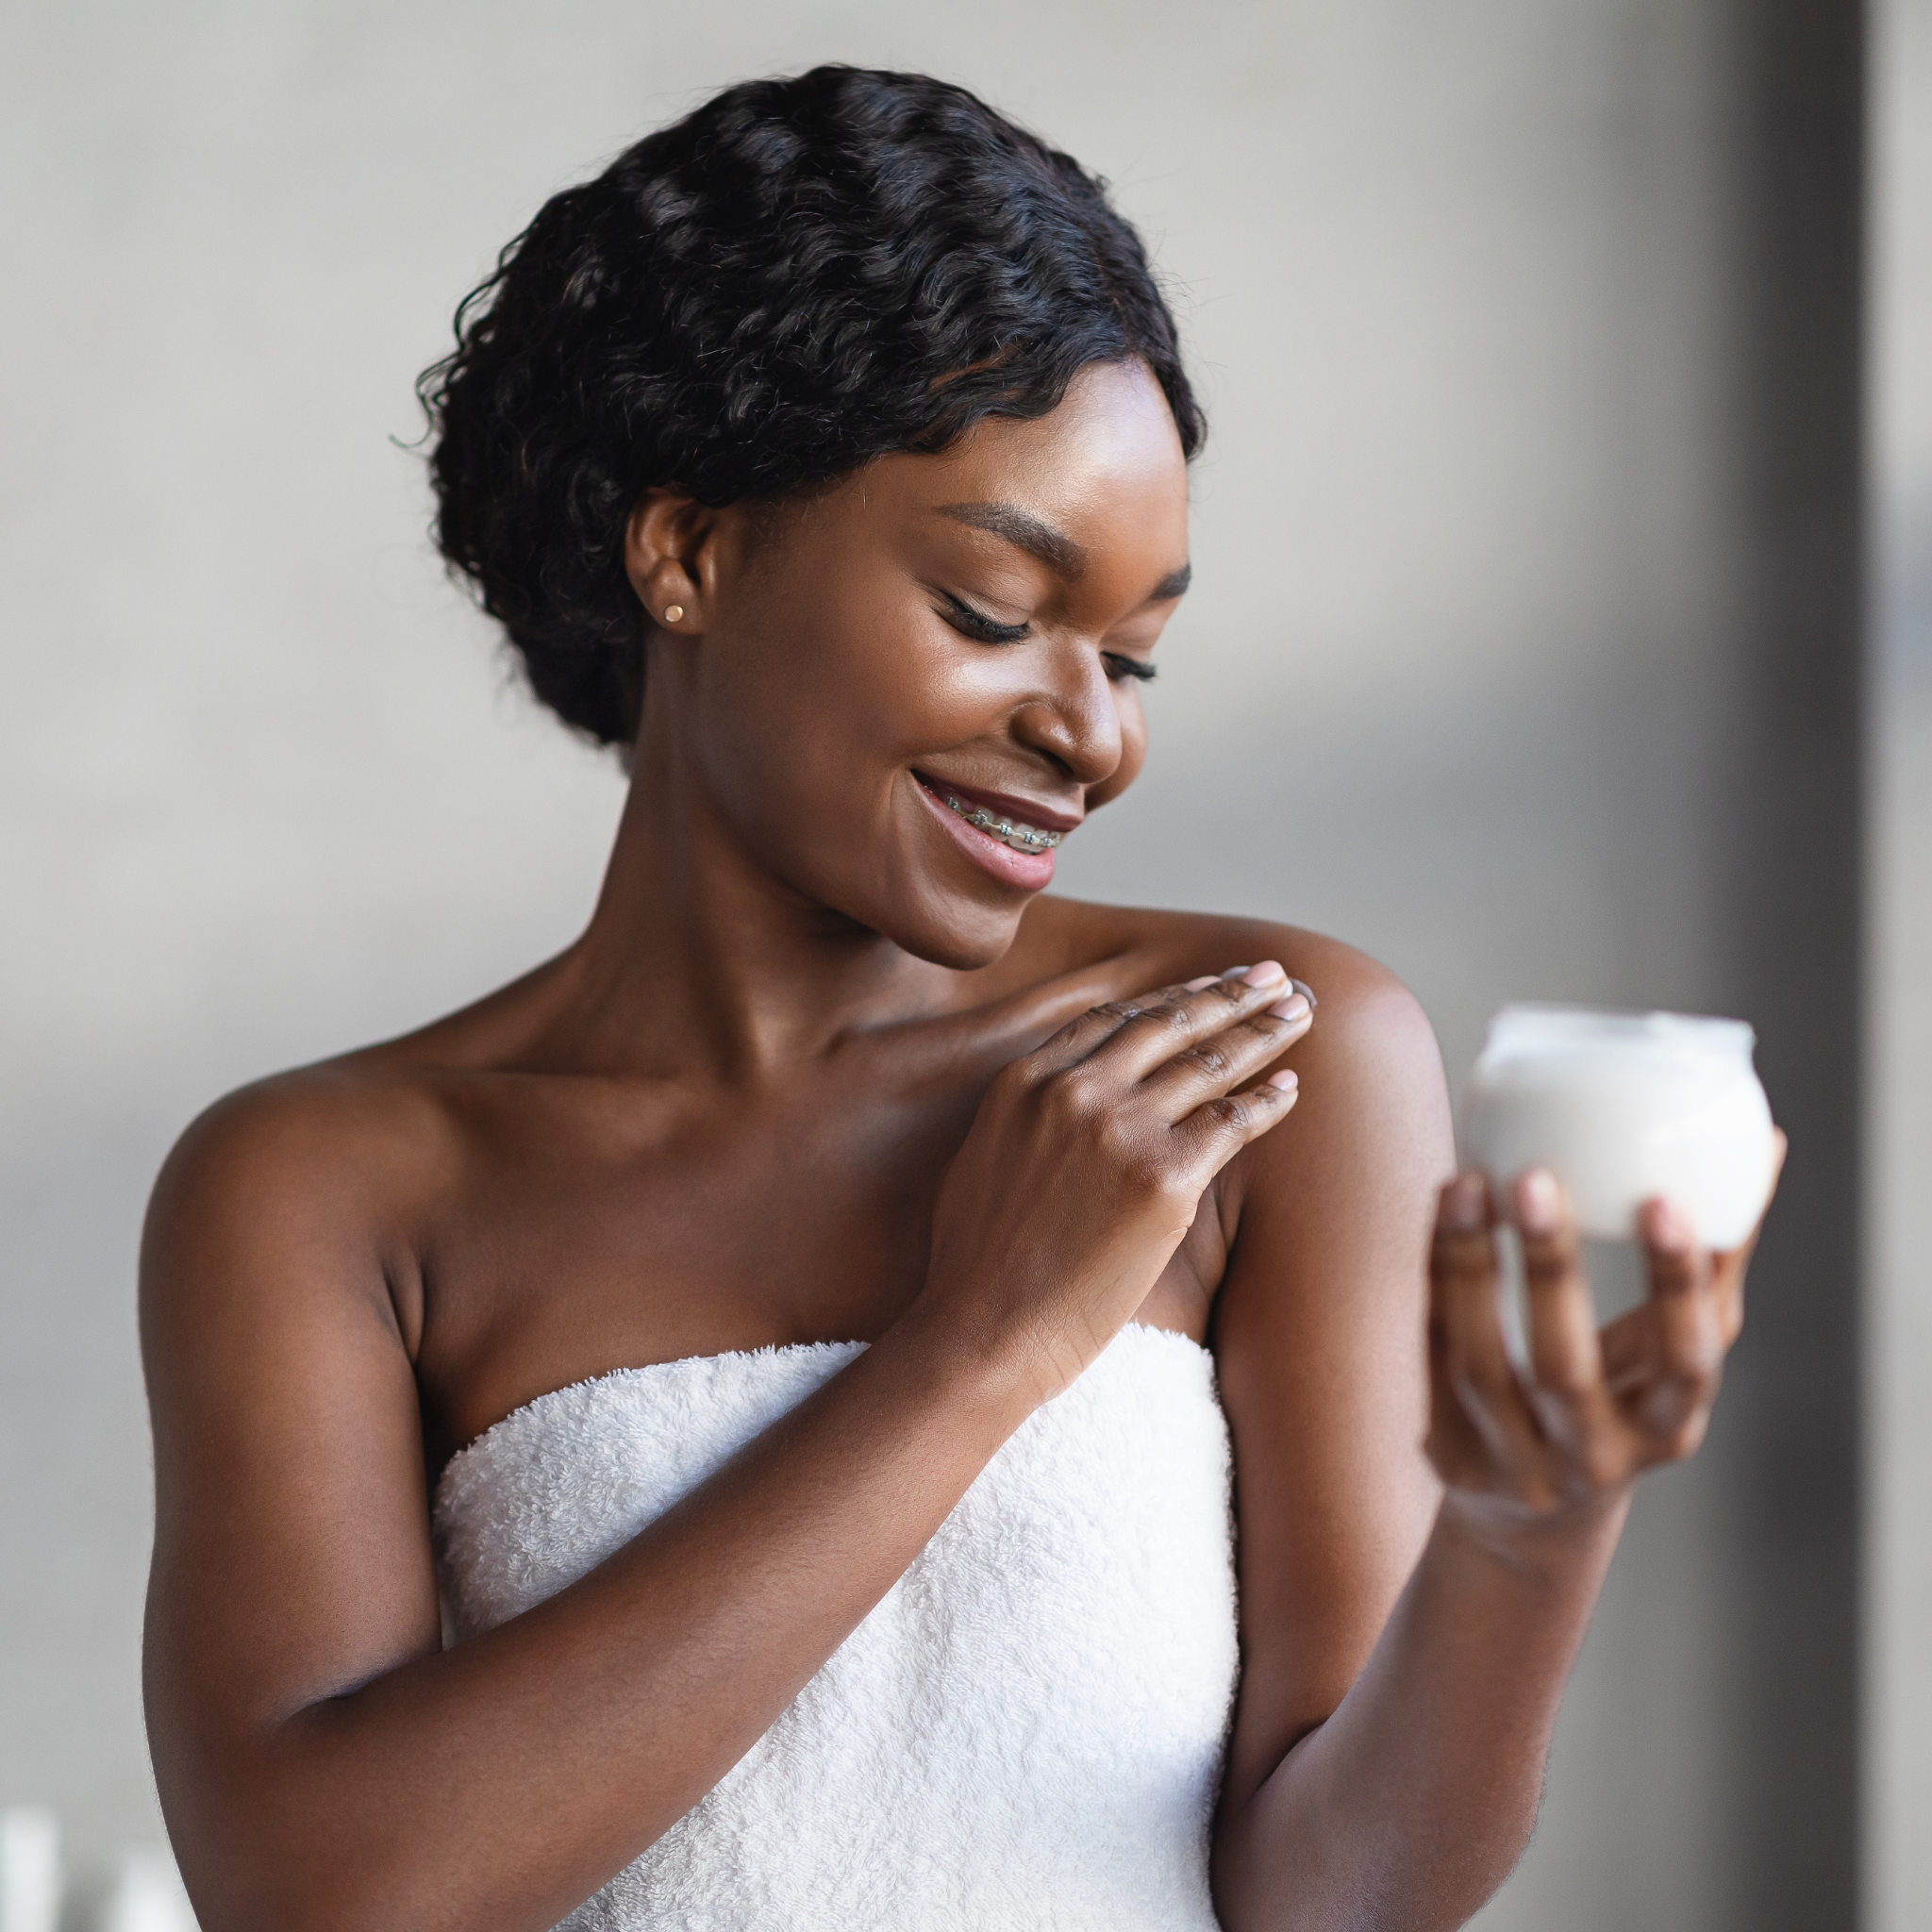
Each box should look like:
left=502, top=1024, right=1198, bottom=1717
left=934, top=501, right=1192, bottom=604
left=936, top=501, right=1087, bottom=579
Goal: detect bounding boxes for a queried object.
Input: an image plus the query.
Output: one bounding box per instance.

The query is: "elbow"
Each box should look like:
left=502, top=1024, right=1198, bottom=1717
left=1212, top=1782, right=1544, bottom=1932
left=1375, top=1795, right=1543, bottom=1932
left=1430, top=1791, right=1543, bottom=1926
left=192, top=1871, right=389, bottom=1932
left=179, top=1825, right=439, bottom=1932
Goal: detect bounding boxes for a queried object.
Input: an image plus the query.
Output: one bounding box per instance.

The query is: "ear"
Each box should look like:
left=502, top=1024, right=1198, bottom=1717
left=624, top=489, right=726, bottom=635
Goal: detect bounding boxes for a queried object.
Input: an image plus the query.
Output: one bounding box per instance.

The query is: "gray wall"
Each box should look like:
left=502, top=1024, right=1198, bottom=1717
left=0, top=1, right=1903, bottom=1924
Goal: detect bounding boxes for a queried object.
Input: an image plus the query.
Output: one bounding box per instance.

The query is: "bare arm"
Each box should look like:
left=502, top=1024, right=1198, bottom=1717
left=1209, top=958, right=1771, bottom=1931
left=143, top=968, right=1310, bottom=1932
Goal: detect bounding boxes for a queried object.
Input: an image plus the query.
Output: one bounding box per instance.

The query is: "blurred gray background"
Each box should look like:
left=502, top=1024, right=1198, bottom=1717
left=1, top=1, right=1924, bottom=1926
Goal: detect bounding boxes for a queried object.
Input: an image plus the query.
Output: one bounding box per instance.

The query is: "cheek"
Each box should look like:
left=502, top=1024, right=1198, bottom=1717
left=691, top=597, right=951, bottom=819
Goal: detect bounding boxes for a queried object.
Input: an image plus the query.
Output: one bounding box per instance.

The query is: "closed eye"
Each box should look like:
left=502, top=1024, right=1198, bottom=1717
left=938, top=591, right=1156, bottom=682
left=938, top=591, right=1029, bottom=644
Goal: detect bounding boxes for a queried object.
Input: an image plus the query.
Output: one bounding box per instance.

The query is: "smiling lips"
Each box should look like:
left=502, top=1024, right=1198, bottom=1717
left=938, top=792, right=1064, bottom=854
left=913, top=773, right=1078, bottom=887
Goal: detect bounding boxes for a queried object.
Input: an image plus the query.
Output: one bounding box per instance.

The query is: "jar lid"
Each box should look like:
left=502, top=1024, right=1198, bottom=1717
left=1476, top=1004, right=1757, bottom=1073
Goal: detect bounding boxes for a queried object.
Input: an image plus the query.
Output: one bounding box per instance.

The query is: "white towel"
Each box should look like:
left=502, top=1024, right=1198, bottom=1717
left=435, top=1323, right=1240, bottom=1931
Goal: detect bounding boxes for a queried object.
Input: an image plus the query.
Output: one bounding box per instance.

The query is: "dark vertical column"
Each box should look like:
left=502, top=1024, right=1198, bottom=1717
left=1719, top=1, right=1864, bottom=1925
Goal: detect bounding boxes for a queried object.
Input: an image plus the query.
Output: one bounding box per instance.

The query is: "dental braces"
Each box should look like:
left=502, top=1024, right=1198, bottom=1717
left=943, top=794, right=1064, bottom=854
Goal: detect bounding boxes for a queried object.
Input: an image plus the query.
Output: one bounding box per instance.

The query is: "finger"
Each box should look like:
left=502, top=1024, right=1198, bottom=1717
left=1596, top=1302, right=1655, bottom=1395
left=1021, top=974, right=1223, bottom=1075
left=1426, top=1345, right=1504, bottom=1491
left=1708, top=1251, right=1748, bottom=1351
left=1429, top=1174, right=1542, bottom=1466
left=1511, top=1170, right=1623, bottom=1461
left=1059, top=961, right=1300, bottom=1087
left=1625, top=1196, right=1724, bottom=1449
left=1138, top=991, right=1313, bottom=1121
left=1166, top=1066, right=1302, bottom=1183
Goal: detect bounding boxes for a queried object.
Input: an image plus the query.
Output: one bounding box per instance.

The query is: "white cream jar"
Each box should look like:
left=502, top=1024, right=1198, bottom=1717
left=1460, top=1006, right=1777, bottom=1248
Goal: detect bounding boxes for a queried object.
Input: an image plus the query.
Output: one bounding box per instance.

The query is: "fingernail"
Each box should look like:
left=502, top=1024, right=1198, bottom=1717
left=1241, top=960, right=1288, bottom=988
left=1441, top=1172, right=1486, bottom=1231
left=1184, top=975, right=1218, bottom=991
left=1641, top=1197, right=1695, bottom=1251
left=1288, top=977, right=1318, bottom=1008
left=1265, top=993, right=1310, bottom=1024
left=1266, top=1069, right=1299, bottom=1091
left=1514, top=1167, right=1562, bottom=1237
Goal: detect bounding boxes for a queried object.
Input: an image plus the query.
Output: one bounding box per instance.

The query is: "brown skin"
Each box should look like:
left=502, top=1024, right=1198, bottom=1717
left=141, top=359, right=1774, bottom=1932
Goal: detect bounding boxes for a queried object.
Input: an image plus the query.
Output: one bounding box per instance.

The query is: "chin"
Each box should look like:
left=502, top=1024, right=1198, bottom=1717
left=875, top=897, right=1030, bottom=974
left=781, top=823, right=1040, bottom=972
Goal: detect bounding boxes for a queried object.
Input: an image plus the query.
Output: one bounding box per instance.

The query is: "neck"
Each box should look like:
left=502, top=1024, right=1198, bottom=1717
left=543, top=732, right=961, bottom=1085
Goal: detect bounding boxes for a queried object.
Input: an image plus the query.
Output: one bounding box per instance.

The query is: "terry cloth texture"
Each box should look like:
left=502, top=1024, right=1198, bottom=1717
left=434, top=1321, right=1240, bottom=1931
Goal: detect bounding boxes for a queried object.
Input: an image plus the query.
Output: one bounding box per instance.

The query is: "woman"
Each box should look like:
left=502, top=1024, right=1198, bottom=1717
left=141, top=66, right=1767, bottom=1932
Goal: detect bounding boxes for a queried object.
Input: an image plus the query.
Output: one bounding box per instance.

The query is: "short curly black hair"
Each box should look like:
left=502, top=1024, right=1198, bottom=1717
left=419, top=64, right=1205, bottom=748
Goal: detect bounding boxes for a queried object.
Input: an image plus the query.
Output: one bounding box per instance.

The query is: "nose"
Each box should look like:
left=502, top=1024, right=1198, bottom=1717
left=1010, top=639, right=1124, bottom=789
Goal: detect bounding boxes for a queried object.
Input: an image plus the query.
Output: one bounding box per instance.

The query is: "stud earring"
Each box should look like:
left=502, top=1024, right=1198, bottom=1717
left=662, top=604, right=684, bottom=624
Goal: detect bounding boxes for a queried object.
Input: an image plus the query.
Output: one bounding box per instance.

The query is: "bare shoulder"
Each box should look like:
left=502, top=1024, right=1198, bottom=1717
left=138, top=943, right=571, bottom=1361
left=1033, top=893, right=1442, bottom=1087
left=139, top=1054, right=458, bottom=1372
left=1020, top=895, right=1453, bottom=1281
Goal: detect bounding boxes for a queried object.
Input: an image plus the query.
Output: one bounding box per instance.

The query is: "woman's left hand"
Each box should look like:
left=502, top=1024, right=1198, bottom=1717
left=1424, top=1136, right=1785, bottom=1521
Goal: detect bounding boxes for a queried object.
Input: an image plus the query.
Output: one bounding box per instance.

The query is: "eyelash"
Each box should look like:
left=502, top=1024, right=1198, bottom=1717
left=940, top=591, right=1028, bottom=644
left=939, top=593, right=1158, bottom=683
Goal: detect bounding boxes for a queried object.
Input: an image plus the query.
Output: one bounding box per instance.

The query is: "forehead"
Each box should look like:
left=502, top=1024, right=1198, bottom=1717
left=834, top=359, right=1191, bottom=563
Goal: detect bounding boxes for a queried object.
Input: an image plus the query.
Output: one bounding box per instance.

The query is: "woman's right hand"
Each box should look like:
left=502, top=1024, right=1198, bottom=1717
left=919, top=961, right=1313, bottom=1404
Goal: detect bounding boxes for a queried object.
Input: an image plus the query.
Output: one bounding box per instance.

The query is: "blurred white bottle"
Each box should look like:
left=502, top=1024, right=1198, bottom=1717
left=1460, top=1006, right=1778, bottom=1247
left=91, top=1853, right=196, bottom=1932
left=0, top=1809, right=60, bottom=1932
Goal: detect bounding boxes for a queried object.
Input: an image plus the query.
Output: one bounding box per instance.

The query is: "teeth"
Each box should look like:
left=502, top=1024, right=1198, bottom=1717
left=944, top=793, right=1063, bottom=853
